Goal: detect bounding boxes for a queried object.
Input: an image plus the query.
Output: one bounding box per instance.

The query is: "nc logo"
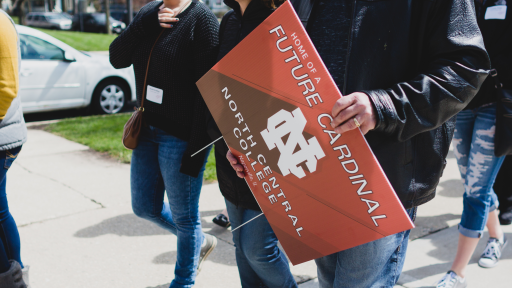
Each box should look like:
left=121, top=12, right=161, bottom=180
left=261, top=108, right=326, bottom=179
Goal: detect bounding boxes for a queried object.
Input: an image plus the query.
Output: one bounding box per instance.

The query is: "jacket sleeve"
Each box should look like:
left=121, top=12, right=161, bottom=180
left=109, top=2, right=161, bottom=69
left=364, top=0, right=490, bottom=142
left=0, top=15, right=19, bottom=120
left=179, top=9, right=220, bottom=177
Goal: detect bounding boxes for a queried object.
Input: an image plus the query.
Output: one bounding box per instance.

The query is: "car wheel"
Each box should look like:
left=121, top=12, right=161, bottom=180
left=92, top=79, right=129, bottom=114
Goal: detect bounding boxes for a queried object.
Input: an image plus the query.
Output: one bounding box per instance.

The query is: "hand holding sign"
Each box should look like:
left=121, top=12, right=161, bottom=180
left=227, top=150, right=245, bottom=178
left=331, top=92, right=377, bottom=135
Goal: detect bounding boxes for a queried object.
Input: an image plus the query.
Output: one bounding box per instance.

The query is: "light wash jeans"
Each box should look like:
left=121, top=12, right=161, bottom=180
left=315, top=208, right=417, bottom=288
left=453, top=104, right=505, bottom=238
left=225, top=200, right=298, bottom=288
left=131, top=126, right=210, bottom=288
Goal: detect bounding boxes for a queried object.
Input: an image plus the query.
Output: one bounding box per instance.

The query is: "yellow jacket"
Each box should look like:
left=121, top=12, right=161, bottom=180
left=0, top=12, right=19, bottom=120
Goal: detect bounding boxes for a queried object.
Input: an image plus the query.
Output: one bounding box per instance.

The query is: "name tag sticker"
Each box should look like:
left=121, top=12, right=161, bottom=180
left=146, top=85, right=163, bottom=104
left=485, top=5, right=507, bottom=20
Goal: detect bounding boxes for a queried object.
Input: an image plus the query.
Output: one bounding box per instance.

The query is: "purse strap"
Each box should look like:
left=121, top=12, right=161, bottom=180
left=139, top=0, right=192, bottom=111
left=139, top=29, right=165, bottom=111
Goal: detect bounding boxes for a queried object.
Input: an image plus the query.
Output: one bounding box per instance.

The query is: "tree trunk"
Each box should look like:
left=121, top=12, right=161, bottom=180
left=9, top=0, right=26, bottom=15
left=19, top=0, right=27, bottom=25
left=105, top=0, right=112, bottom=34
left=127, top=0, right=133, bottom=24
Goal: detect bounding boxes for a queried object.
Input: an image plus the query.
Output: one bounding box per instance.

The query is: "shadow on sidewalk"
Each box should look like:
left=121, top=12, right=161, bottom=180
left=409, top=213, right=461, bottom=240
left=146, top=284, right=170, bottom=288
left=74, top=209, right=238, bottom=269
left=151, top=239, right=237, bottom=267
left=400, top=230, right=512, bottom=286
left=437, top=179, right=464, bottom=198
left=74, top=210, right=224, bottom=238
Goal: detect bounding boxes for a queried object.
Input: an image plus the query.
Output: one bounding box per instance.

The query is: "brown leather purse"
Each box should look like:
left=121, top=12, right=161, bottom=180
left=122, top=30, right=165, bottom=150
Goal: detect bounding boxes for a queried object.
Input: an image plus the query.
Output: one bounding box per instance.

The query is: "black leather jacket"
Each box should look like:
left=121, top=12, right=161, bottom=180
left=291, top=0, right=490, bottom=208
left=213, top=0, right=490, bottom=210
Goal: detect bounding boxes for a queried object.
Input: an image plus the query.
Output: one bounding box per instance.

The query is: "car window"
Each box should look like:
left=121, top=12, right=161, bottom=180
left=34, top=15, right=41, bottom=21
left=27, top=15, right=33, bottom=20
left=92, top=14, right=105, bottom=22
left=19, top=34, right=65, bottom=61
left=46, top=14, right=67, bottom=20
left=110, top=12, right=124, bottom=21
left=91, top=14, right=115, bottom=24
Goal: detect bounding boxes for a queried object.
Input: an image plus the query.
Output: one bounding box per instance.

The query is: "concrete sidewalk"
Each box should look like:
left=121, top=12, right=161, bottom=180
left=6, top=128, right=511, bottom=287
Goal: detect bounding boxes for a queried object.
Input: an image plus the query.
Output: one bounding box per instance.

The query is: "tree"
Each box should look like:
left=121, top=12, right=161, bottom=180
left=10, top=0, right=28, bottom=25
left=105, top=0, right=111, bottom=34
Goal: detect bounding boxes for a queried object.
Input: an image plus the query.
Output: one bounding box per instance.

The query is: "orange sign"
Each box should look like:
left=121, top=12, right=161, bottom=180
left=197, top=1, right=414, bottom=265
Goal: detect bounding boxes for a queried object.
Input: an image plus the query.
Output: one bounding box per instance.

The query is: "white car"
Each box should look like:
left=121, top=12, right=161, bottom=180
left=25, top=12, right=72, bottom=30
left=16, top=25, right=136, bottom=114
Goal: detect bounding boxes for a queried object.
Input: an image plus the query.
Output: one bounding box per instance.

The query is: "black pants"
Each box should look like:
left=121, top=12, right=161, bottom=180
left=494, top=155, right=512, bottom=216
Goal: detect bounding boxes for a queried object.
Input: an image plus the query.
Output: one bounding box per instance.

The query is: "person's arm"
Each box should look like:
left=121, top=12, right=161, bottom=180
left=0, top=14, right=19, bottom=120
left=331, top=0, right=490, bottom=140
left=179, top=10, right=220, bottom=177
left=109, top=2, right=165, bottom=69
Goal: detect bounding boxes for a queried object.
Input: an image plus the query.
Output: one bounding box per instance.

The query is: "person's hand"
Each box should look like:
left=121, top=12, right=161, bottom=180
left=331, top=92, right=377, bottom=135
left=158, top=7, right=179, bottom=28
left=227, top=151, right=245, bottom=178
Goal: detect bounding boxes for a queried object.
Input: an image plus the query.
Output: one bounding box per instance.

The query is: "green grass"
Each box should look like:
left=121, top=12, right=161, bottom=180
left=12, top=14, right=114, bottom=50
left=34, top=28, right=117, bottom=51
left=45, top=114, right=133, bottom=163
left=45, top=114, right=217, bottom=181
left=203, top=147, right=217, bottom=181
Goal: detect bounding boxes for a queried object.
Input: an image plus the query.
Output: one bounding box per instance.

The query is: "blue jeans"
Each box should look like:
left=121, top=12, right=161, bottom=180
left=315, top=208, right=417, bottom=288
left=225, top=200, right=297, bottom=288
left=131, top=126, right=210, bottom=288
left=0, top=146, right=23, bottom=273
left=453, top=104, right=505, bottom=238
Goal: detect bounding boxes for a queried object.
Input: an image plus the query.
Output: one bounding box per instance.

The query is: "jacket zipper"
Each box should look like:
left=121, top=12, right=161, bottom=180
left=343, top=0, right=357, bottom=95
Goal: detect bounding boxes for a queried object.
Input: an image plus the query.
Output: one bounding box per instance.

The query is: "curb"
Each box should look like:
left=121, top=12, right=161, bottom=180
left=25, top=119, right=62, bottom=128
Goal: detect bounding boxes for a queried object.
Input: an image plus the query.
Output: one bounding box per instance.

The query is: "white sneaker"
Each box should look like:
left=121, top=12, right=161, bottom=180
left=435, top=271, right=467, bottom=288
left=197, top=233, right=217, bottom=273
left=478, top=236, right=508, bottom=268
left=22, top=265, right=30, bottom=288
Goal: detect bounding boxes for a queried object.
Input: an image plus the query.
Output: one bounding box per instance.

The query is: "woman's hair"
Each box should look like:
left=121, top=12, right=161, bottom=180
left=261, top=0, right=286, bottom=9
